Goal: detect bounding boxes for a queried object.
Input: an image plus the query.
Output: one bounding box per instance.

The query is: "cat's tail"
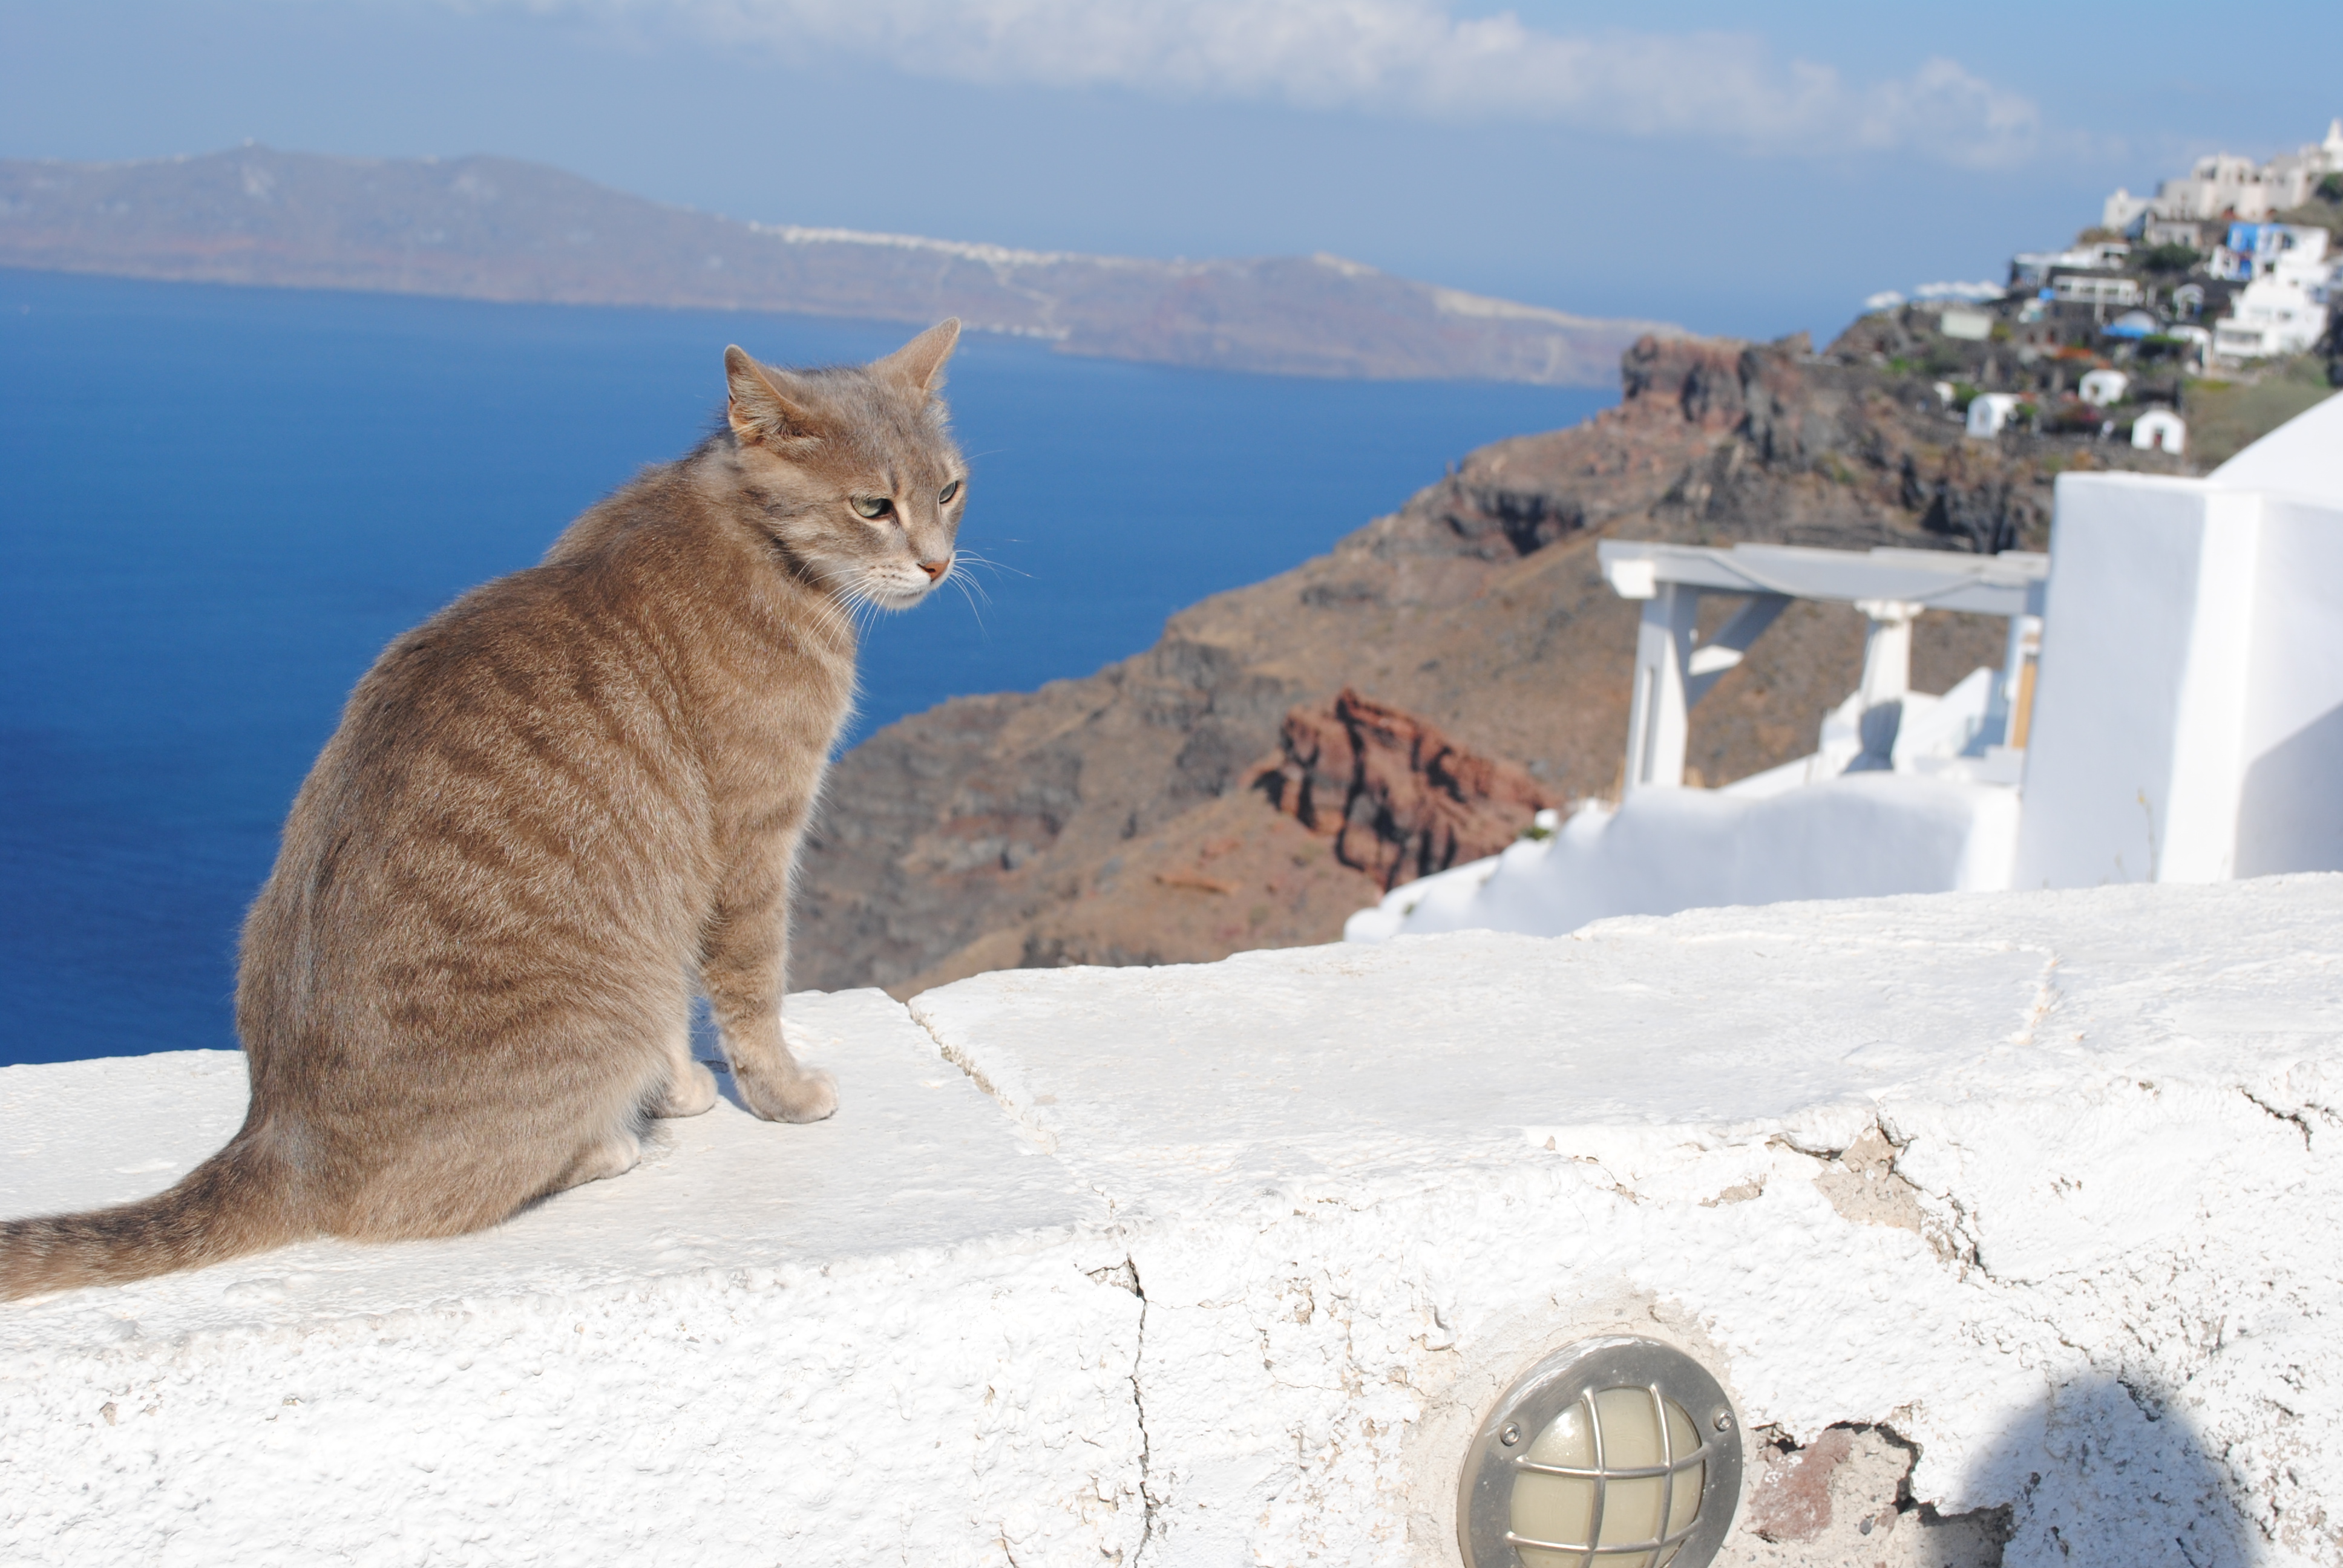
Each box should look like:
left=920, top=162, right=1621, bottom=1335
left=0, top=1135, right=303, bottom=1301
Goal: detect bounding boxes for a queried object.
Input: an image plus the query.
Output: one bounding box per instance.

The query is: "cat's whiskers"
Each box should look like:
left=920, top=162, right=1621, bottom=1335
left=948, top=574, right=990, bottom=637
left=838, top=578, right=892, bottom=641
left=951, top=548, right=1026, bottom=579
left=796, top=578, right=859, bottom=647
left=946, top=551, right=1012, bottom=610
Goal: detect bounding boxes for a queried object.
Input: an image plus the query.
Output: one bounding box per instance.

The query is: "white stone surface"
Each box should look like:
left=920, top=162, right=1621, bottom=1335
left=1, top=991, right=1142, bottom=1567
left=914, top=877, right=2343, bottom=1567
left=1346, top=770, right=2019, bottom=943
left=8, top=881, right=2343, bottom=1567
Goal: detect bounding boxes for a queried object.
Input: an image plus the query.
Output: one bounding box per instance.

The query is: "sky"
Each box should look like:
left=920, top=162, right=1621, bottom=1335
left=2, top=1, right=2339, bottom=342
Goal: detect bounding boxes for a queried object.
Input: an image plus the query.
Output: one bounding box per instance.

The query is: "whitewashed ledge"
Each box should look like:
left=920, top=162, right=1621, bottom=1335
left=5, top=880, right=2342, bottom=1568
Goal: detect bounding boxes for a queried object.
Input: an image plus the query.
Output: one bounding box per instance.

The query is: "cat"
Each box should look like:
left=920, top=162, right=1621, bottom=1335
left=1, top=321, right=968, bottom=1299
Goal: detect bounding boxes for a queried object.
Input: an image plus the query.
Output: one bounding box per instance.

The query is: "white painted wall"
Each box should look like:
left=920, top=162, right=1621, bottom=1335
left=2236, top=493, right=2343, bottom=875
left=1346, top=773, right=2017, bottom=943
left=2010, top=475, right=2262, bottom=886
left=11, top=881, right=2343, bottom=1567
left=2015, top=394, right=2343, bottom=887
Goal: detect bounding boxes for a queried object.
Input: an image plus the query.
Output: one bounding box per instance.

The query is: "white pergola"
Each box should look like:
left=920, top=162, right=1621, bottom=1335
left=1597, top=541, right=2049, bottom=793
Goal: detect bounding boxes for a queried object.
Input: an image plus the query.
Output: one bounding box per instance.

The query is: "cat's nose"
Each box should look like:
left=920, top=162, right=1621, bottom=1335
left=917, top=557, right=951, bottom=582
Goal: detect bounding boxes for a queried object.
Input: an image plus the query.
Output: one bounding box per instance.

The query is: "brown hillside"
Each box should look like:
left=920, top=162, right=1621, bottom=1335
left=793, top=328, right=2193, bottom=996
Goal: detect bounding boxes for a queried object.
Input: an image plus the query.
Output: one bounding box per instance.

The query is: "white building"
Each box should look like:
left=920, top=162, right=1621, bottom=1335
left=2077, top=368, right=2130, bottom=406
left=1965, top=391, right=2023, bottom=438
left=2210, top=222, right=2330, bottom=283
left=2102, top=121, right=2343, bottom=231
left=1348, top=392, right=2343, bottom=943
left=2010, top=242, right=2130, bottom=286
left=1936, top=306, right=1993, bottom=341
left=2215, top=284, right=2331, bottom=358
left=2132, top=408, right=2186, bottom=453
left=2137, top=408, right=2183, bottom=449
left=2157, top=153, right=2284, bottom=223
left=2211, top=225, right=2333, bottom=359
left=2051, top=273, right=2143, bottom=309
left=2164, top=322, right=2213, bottom=370
left=2102, top=186, right=2154, bottom=231
left=2261, top=119, right=2343, bottom=209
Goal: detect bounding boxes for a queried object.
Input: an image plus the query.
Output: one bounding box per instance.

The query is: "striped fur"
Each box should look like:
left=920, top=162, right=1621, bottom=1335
left=2, top=321, right=967, bottom=1299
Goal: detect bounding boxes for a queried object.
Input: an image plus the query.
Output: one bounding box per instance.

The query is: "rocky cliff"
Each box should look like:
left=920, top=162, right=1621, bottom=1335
left=793, top=325, right=2193, bottom=996
left=0, top=146, right=1675, bottom=386
left=1253, top=690, right=1555, bottom=892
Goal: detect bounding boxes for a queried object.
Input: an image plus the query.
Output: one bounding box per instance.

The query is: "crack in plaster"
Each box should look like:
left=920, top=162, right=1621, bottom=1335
left=2238, top=1088, right=2316, bottom=1150
left=911, top=1010, right=1062, bottom=1155
left=1081, top=1256, right=1158, bottom=1561
left=1126, top=1256, right=1160, bottom=1564
left=1780, top=1121, right=1977, bottom=1269
left=2010, top=954, right=2063, bottom=1047
left=911, top=1010, right=1156, bottom=1563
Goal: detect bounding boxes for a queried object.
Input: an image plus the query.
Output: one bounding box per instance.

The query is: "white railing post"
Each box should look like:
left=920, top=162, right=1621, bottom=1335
left=1625, top=583, right=1699, bottom=792
left=1853, top=599, right=1924, bottom=709
left=1596, top=541, right=2050, bottom=791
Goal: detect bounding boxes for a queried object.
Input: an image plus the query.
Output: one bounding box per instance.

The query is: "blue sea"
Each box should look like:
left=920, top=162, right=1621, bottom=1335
left=0, top=270, right=1610, bottom=1068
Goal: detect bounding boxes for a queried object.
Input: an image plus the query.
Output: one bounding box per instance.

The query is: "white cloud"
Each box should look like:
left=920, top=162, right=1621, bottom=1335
left=495, top=0, right=2042, bottom=165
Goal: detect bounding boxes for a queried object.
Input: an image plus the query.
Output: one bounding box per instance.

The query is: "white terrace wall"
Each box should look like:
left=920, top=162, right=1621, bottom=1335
left=2011, top=473, right=2263, bottom=885
left=8, top=879, right=2343, bottom=1568
left=2016, top=395, right=2343, bottom=889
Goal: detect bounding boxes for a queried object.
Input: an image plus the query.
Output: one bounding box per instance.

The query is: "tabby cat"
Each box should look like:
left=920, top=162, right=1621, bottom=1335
left=1, top=321, right=968, bottom=1298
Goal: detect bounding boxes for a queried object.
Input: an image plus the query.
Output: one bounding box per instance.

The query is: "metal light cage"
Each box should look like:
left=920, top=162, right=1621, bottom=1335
left=1458, top=1337, right=1743, bottom=1568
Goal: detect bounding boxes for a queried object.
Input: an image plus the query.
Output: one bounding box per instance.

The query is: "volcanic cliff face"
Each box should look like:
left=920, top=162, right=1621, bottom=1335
left=793, top=327, right=2190, bottom=996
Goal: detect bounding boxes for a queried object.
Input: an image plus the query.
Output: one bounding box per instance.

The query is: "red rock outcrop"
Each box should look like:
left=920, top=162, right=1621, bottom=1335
left=1254, top=690, right=1552, bottom=890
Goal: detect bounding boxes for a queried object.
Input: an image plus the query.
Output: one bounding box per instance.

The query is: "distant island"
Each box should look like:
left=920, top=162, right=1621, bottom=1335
left=0, top=145, right=1679, bottom=387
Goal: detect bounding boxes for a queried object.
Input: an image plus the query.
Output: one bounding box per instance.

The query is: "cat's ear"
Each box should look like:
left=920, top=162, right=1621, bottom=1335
left=871, top=318, right=961, bottom=396
left=724, top=345, right=823, bottom=445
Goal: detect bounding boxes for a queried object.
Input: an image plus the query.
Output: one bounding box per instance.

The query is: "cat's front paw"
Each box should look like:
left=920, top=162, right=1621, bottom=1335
left=736, top=1063, right=839, bottom=1125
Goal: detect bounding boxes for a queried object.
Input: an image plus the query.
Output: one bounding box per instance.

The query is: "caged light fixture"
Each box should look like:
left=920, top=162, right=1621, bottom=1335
left=1458, top=1337, right=1743, bottom=1568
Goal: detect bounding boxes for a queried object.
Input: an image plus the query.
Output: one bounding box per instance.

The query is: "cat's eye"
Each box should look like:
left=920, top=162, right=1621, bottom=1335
left=939, top=479, right=962, bottom=505
left=851, top=497, right=892, bottom=520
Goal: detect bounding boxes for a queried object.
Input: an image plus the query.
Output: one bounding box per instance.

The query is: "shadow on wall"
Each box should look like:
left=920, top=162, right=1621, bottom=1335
left=2236, top=699, right=2343, bottom=877
left=1964, top=1373, right=2256, bottom=1568
left=1724, top=1376, right=2255, bottom=1567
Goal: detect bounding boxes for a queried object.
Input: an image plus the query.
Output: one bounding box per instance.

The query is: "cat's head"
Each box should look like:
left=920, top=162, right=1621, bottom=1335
left=719, top=321, right=967, bottom=610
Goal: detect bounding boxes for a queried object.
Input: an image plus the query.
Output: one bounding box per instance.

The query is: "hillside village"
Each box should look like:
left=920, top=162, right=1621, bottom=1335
left=1847, top=117, right=2342, bottom=463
